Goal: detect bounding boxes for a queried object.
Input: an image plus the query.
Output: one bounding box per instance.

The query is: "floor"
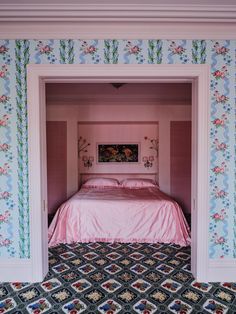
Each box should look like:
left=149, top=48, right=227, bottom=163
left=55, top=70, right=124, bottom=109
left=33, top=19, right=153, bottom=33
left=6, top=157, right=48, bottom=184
left=0, top=242, right=235, bottom=313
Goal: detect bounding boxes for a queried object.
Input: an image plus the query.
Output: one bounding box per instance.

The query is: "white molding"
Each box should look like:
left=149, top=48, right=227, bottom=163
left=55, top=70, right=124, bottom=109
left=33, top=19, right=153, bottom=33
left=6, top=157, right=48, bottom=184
left=1, top=4, right=236, bottom=22
left=0, top=259, right=32, bottom=282
left=191, top=65, right=211, bottom=282
left=26, top=64, right=210, bottom=282
left=1, top=4, right=236, bottom=39
left=207, top=259, right=236, bottom=282
left=2, top=22, right=236, bottom=40
left=27, top=69, right=49, bottom=283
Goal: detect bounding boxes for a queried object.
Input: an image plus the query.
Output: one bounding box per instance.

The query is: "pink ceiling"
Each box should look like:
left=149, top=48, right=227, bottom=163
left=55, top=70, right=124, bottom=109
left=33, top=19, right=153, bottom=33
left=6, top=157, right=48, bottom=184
left=46, top=83, right=192, bottom=105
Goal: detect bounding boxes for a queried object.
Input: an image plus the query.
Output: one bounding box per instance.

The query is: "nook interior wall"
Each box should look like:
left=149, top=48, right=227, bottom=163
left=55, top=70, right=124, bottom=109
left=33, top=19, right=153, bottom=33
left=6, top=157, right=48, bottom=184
left=47, top=102, right=191, bottom=208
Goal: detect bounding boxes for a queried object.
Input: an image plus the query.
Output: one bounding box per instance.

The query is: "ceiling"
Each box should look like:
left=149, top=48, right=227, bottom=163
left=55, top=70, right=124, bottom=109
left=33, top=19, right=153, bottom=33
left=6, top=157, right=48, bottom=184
left=46, top=83, right=192, bottom=105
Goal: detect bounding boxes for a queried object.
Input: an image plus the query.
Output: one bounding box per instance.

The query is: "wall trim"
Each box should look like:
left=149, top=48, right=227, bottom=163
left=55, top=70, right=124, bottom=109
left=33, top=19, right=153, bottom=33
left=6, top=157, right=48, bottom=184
left=207, top=259, right=236, bottom=282
left=1, top=4, right=236, bottom=39
left=25, top=64, right=210, bottom=282
left=2, top=22, right=236, bottom=39
left=1, top=4, right=236, bottom=23
left=0, top=259, right=33, bottom=282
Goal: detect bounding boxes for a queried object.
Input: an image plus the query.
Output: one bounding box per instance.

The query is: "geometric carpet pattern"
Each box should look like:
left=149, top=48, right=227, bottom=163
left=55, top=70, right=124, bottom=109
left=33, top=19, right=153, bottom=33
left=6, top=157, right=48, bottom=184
left=0, top=242, right=236, bottom=313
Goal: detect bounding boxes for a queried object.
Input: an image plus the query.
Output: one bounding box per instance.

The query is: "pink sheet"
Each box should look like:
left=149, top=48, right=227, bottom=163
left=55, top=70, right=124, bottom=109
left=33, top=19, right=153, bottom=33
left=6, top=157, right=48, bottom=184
left=48, top=186, right=191, bottom=247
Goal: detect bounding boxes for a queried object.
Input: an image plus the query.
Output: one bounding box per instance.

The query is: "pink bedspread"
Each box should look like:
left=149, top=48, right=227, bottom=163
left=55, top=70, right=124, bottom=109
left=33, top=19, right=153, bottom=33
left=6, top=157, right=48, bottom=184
left=48, top=187, right=191, bottom=247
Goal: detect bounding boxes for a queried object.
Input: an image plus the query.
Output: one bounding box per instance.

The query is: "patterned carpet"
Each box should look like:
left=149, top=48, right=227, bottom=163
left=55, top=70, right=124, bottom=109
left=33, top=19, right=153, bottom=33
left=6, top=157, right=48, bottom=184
left=0, top=242, right=236, bottom=313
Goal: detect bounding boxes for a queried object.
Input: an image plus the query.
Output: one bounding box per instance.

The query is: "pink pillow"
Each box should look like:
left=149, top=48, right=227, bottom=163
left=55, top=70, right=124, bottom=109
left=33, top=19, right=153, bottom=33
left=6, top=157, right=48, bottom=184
left=83, top=177, right=119, bottom=188
left=121, top=178, right=158, bottom=188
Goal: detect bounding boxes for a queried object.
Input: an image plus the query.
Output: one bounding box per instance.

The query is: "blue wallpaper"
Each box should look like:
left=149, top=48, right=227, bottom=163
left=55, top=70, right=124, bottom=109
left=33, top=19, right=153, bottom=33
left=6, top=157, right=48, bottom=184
left=0, top=39, right=235, bottom=259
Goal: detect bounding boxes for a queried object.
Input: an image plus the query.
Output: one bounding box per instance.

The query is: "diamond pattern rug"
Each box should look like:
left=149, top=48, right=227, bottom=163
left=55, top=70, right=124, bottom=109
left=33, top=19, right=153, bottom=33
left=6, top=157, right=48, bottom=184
left=0, top=242, right=236, bottom=313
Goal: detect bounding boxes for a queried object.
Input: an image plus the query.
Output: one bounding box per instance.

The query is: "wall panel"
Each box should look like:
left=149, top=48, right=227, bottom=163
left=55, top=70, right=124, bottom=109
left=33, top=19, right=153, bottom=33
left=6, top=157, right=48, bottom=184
left=46, top=121, right=67, bottom=214
left=170, top=121, right=191, bottom=214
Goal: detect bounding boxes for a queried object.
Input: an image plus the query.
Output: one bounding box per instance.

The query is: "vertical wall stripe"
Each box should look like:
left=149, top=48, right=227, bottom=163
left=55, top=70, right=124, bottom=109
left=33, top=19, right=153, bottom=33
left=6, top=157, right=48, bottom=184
left=104, top=40, right=119, bottom=64
left=0, top=40, right=16, bottom=257
left=60, top=40, right=75, bottom=64
left=15, top=40, right=30, bottom=258
left=148, top=40, right=163, bottom=64
left=192, top=40, right=206, bottom=64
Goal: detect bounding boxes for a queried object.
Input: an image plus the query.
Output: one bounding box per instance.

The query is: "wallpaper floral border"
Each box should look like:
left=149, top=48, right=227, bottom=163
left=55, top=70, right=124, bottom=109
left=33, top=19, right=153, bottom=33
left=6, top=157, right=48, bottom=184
left=0, top=39, right=235, bottom=259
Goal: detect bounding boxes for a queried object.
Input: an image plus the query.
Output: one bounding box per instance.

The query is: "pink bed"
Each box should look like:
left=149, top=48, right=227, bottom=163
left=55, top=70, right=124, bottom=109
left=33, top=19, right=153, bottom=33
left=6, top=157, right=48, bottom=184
left=48, top=185, right=191, bottom=247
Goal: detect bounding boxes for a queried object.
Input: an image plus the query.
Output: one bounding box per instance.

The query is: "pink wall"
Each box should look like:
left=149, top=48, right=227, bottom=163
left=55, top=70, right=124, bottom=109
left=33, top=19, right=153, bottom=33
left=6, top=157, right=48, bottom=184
left=78, top=123, right=158, bottom=176
left=47, top=121, right=67, bottom=214
left=47, top=103, right=191, bottom=195
left=170, top=121, right=191, bottom=213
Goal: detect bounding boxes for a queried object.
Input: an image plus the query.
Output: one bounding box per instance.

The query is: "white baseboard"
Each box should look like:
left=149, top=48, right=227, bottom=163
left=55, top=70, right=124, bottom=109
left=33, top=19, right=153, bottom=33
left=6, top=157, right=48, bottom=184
left=0, top=259, right=45, bottom=283
left=207, top=259, right=236, bottom=282
left=1, top=258, right=236, bottom=283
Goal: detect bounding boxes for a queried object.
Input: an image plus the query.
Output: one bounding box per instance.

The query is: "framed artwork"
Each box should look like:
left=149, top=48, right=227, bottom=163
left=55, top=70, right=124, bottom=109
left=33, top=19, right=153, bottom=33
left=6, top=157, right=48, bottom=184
left=97, top=143, right=139, bottom=163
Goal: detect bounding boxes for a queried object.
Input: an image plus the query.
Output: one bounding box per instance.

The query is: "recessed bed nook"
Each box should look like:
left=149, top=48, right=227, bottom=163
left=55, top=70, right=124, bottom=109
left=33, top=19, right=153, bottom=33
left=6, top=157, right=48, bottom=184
left=46, top=82, right=192, bottom=249
left=26, top=64, right=210, bottom=282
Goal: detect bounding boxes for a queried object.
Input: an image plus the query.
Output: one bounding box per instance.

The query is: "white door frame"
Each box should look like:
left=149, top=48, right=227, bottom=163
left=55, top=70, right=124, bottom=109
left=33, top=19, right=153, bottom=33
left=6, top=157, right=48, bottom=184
left=25, top=64, right=210, bottom=282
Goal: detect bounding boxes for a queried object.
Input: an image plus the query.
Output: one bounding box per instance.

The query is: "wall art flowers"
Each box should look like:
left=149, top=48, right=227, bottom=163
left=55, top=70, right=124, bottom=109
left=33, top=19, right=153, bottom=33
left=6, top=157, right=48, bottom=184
left=97, top=144, right=139, bottom=163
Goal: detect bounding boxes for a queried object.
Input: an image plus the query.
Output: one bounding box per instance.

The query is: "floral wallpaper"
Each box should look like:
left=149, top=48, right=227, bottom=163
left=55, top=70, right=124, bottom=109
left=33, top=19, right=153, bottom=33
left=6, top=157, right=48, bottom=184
left=0, top=39, right=235, bottom=259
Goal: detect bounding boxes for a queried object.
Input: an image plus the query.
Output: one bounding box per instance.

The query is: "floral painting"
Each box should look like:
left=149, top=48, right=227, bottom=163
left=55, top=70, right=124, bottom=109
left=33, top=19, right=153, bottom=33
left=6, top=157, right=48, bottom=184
left=98, top=144, right=139, bottom=162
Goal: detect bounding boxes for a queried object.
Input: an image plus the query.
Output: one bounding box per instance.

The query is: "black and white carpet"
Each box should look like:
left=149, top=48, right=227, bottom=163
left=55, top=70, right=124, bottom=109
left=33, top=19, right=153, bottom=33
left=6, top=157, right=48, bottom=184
left=0, top=242, right=235, bottom=313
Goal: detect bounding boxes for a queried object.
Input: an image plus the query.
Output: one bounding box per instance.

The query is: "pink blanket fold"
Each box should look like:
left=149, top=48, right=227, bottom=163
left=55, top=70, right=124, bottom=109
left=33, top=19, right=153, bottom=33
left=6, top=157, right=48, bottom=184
left=48, top=187, right=191, bottom=247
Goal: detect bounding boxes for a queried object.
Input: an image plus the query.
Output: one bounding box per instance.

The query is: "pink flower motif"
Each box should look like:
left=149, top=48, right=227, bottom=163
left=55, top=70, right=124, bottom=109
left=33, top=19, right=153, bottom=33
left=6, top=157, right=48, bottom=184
left=218, top=143, right=227, bottom=150
left=169, top=41, right=186, bottom=55
left=213, top=213, right=220, bottom=220
left=43, top=45, right=51, bottom=53
left=0, top=143, right=9, bottom=151
left=0, top=45, right=8, bottom=54
left=212, top=66, right=228, bottom=79
left=213, top=42, right=229, bottom=55
left=0, top=94, right=9, bottom=103
left=0, top=163, right=10, bottom=175
left=213, top=139, right=227, bottom=151
left=212, top=209, right=226, bottom=222
left=0, top=191, right=10, bottom=199
left=213, top=166, right=221, bottom=174
left=212, top=163, right=226, bottom=175
left=37, top=42, right=53, bottom=55
left=0, top=114, right=9, bottom=127
left=219, top=47, right=228, bottom=54
left=213, top=90, right=229, bottom=103
left=0, top=65, right=8, bottom=78
left=81, top=42, right=97, bottom=55
left=218, top=190, right=226, bottom=198
left=0, top=211, right=10, bottom=223
left=130, top=46, right=140, bottom=54
left=213, top=233, right=226, bottom=245
left=0, top=236, right=11, bottom=247
left=213, top=114, right=227, bottom=127
left=217, top=237, right=225, bottom=244
left=213, top=119, right=224, bottom=126
left=125, top=41, right=141, bottom=55
left=87, top=46, right=96, bottom=54
left=213, top=70, right=221, bottom=78
left=213, top=187, right=227, bottom=198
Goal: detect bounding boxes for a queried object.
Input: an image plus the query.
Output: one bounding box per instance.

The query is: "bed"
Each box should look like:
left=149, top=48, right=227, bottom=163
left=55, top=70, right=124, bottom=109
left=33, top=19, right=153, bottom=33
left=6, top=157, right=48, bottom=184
left=48, top=176, right=191, bottom=247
